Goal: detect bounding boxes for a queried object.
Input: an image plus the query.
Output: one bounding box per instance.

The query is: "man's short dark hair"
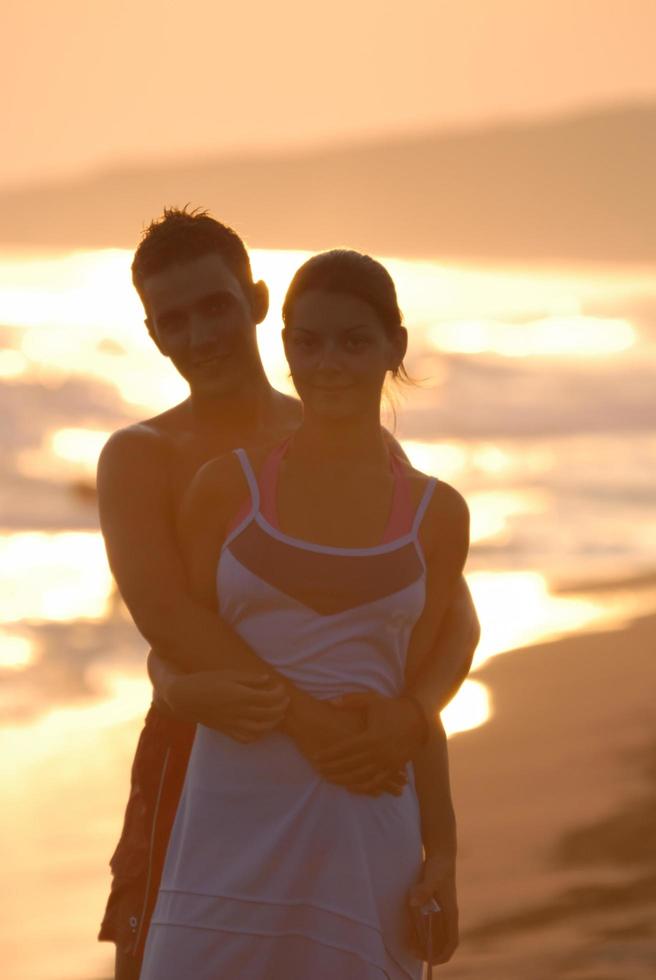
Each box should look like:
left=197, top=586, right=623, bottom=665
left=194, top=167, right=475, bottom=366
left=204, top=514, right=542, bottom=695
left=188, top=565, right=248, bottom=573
left=132, top=206, right=254, bottom=311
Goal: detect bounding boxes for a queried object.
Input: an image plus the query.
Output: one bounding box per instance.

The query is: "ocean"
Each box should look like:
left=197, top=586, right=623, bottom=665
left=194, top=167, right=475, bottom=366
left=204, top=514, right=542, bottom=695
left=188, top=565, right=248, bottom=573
left=1, top=247, right=654, bottom=979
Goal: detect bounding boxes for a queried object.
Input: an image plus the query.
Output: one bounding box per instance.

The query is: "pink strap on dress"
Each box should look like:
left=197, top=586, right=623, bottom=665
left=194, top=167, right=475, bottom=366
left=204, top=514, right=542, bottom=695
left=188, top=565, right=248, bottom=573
left=227, top=440, right=416, bottom=542
left=380, top=450, right=414, bottom=542
left=224, top=439, right=291, bottom=536
left=259, top=438, right=414, bottom=543
left=258, top=437, right=292, bottom=526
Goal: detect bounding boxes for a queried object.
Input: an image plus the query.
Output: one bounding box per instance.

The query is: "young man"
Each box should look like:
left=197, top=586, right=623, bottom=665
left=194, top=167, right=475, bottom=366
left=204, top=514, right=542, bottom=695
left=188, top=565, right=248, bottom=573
left=97, top=208, right=479, bottom=980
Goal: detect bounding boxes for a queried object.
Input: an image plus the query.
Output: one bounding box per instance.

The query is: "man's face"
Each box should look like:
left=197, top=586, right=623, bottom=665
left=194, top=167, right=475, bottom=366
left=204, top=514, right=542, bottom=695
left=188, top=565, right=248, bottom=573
left=142, top=252, right=263, bottom=396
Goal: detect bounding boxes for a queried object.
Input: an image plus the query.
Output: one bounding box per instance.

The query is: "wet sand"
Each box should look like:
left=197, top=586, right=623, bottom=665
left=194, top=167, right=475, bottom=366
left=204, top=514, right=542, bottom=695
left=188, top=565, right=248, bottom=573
left=440, top=610, right=656, bottom=978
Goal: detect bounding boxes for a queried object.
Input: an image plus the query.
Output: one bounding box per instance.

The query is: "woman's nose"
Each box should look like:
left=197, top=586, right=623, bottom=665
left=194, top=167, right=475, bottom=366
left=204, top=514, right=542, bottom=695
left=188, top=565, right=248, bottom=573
left=316, top=341, right=342, bottom=370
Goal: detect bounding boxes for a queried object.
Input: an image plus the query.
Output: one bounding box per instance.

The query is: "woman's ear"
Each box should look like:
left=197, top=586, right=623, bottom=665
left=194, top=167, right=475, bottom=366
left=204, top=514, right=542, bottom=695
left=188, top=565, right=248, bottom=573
left=390, top=326, right=408, bottom=372
left=251, top=280, right=269, bottom=324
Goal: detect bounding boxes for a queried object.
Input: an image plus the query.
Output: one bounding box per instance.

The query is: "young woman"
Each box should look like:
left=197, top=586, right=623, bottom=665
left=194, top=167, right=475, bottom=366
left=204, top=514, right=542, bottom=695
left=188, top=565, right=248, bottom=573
left=139, top=250, right=469, bottom=980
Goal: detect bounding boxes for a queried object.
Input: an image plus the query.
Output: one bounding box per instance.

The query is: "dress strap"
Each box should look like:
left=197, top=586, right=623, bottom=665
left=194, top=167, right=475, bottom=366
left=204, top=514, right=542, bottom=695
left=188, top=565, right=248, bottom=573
left=411, top=477, right=438, bottom=537
left=223, top=449, right=261, bottom=542
left=380, top=451, right=414, bottom=543
left=258, top=437, right=293, bottom=527
left=233, top=448, right=261, bottom=512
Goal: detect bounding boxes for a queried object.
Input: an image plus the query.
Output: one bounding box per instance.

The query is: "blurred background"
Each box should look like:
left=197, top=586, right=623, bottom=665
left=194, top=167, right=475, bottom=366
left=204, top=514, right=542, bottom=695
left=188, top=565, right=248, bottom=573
left=1, top=2, right=655, bottom=977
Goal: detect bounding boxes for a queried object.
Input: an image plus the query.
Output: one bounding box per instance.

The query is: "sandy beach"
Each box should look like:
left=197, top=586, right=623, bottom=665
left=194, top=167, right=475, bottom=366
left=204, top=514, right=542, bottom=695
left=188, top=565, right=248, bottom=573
left=437, top=607, right=656, bottom=979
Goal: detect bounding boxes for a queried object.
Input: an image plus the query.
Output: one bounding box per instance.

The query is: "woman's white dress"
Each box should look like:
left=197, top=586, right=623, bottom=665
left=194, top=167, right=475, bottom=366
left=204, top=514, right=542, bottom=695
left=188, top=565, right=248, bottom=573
left=140, top=447, right=436, bottom=979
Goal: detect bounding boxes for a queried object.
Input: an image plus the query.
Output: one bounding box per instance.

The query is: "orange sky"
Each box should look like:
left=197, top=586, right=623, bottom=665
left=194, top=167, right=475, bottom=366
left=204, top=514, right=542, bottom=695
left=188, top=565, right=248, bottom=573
left=3, top=0, right=656, bottom=189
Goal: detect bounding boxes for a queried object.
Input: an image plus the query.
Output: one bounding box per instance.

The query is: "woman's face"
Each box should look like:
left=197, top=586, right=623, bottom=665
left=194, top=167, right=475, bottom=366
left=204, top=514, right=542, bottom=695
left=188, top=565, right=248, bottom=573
left=283, top=289, right=406, bottom=420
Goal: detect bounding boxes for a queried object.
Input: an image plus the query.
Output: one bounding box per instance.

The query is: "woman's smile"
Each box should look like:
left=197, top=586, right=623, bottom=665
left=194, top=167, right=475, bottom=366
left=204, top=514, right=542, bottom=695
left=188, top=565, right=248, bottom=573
left=283, top=290, right=401, bottom=417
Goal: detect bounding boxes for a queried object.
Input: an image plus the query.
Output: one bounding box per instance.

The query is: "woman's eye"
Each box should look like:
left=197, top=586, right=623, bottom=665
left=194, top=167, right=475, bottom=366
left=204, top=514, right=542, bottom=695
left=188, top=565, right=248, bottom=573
left=345, top=336, right=368, bottom=351
left=292, top=334, right=317, bottom=349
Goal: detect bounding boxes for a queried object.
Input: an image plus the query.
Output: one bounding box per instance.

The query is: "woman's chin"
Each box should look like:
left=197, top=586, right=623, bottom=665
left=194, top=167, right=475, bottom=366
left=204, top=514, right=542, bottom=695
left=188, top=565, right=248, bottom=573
left=299, top=385, right=363, bottom=417
left=306, top=397, right=361, bottom=421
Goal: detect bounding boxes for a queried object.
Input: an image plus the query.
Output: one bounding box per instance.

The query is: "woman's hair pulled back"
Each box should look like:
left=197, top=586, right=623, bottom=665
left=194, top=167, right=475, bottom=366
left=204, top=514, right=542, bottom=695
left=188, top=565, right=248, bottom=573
left=282, top=249, right=409, bottom=380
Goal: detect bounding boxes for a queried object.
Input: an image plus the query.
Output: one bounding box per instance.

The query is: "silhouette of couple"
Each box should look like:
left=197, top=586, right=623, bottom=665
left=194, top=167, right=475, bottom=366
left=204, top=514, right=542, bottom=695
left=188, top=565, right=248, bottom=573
left=98, top=208, right=478, bottom=979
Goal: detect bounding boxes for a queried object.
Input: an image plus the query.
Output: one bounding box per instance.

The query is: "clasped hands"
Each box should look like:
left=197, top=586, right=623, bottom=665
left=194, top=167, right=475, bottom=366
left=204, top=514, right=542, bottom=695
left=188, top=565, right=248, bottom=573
left=155, top=654, right=426, bottom=797
left=298, top=690, right=426, bottom=796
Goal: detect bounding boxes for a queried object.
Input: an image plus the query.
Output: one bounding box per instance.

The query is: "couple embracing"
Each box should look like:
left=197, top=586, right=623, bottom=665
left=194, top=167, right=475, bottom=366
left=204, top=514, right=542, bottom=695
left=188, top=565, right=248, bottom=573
left=98, top=207, right=479, bottom=979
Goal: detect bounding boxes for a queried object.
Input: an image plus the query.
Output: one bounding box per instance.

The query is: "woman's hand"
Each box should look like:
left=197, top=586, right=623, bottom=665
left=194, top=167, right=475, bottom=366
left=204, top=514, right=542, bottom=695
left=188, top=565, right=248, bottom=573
left=155, top=655, right=290, bottom=741
left=407, top=854, right=458, bottom=965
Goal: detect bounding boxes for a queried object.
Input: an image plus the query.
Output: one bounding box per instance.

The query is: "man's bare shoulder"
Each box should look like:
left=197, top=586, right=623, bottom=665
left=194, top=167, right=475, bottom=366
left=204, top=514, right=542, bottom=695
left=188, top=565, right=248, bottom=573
left=97, top=403, right=190, bottom=473
left=98, top=421, right=167, bottom=481
left=95, top=413, right=191, bottom=545
left=184, top=450, right=252, bottom=528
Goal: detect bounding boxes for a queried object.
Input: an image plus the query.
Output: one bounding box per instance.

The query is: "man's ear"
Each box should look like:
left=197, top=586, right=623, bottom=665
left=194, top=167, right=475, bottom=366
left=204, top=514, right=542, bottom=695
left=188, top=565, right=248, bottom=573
left=251, top=280, right=269, bottom=324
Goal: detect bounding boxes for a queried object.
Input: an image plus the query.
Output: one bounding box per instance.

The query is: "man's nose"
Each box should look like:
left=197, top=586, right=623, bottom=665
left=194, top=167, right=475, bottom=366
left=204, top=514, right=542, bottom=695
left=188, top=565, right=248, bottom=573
left=189, top=314, right=218, bottom=354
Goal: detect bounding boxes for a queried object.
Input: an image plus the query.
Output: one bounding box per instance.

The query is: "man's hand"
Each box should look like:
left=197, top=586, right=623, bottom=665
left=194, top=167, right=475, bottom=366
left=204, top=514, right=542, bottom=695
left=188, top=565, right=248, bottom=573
left=312, top=692, right=427, bottom=793
left=286, top=695, right=407, bottom=797
left=407, top=854, right=458, bottom=965
left=153, top=651, right=289, bottom=741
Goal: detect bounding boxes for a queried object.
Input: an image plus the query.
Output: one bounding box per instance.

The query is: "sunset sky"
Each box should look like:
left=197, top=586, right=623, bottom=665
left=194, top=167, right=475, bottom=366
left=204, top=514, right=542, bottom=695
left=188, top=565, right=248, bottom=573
left=3, top=0, right=656, bottom=190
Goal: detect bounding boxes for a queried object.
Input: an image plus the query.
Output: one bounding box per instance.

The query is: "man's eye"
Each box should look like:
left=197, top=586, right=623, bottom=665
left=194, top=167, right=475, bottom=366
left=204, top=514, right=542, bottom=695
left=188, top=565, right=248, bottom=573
left=159, top=314, right=185, bottom=332
left=205, top=296, right=231, bottom=315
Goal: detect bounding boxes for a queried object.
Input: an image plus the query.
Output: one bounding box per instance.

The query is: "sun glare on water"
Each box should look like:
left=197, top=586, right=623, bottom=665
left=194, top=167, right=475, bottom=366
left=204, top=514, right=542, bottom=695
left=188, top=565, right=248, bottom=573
left=467, top=570, right=619, bottom=670
left=0, top=630, right=36, bottom=670
left=50, top=427, right=111, bottom=475
left=428, top=314, right=636, bottom=358
left=441, top=679, right=490, bottom=736
left=0, top=532, right=113, bottom=622
left=0, top=248, right=142, bottom=331
left=0, top=348, right=28, bottom=378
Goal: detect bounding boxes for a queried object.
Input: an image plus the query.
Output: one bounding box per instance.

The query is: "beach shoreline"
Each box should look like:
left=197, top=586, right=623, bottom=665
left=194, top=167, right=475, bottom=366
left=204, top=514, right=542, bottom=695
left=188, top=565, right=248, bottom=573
left=440, top=608, right=656, bottom=978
